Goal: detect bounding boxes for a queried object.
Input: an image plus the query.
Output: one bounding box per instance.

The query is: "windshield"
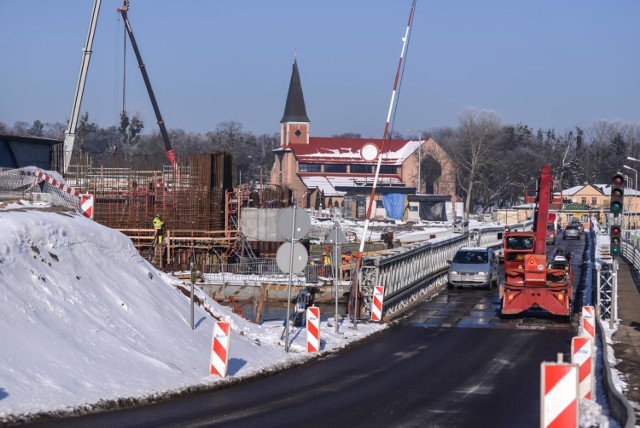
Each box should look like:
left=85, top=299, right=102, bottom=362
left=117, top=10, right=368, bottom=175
left=506, top=236, right=534, bottom=250
left=453, top=251, right=488, bottom=264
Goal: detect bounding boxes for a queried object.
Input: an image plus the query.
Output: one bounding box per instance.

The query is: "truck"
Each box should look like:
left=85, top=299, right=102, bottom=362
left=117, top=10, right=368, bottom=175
left=500, top=165, right=572, bottom=319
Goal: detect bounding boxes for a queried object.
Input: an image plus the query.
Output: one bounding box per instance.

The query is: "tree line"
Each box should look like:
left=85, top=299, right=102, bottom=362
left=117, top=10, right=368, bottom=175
left=2, top=108, right=639, bottom=214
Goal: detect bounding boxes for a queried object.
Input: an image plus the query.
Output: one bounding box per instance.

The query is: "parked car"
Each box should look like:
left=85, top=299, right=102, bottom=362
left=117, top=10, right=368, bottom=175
left=546, top=223, right=556, bottom=245
left=563, top=224, right=581, bottom=240
left=447, top=247, right=499, bottom=289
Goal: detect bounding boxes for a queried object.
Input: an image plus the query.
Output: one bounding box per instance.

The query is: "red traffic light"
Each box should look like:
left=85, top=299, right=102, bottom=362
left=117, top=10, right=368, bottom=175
left=612, top=174, right=625, bottom=186
left=611, top=225, right=622, bottom=235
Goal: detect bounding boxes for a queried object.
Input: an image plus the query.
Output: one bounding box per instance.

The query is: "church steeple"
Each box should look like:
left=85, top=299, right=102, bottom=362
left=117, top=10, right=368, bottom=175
left=281, top=59, right=310, bottom=123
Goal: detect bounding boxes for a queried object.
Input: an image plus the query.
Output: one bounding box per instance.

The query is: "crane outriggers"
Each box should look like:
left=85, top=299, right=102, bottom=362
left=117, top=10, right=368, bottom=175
left=500, top=165, right=573, bottom=319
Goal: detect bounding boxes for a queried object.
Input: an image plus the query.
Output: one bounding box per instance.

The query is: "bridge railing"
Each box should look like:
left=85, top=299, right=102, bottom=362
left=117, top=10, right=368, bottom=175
left=360, top=226, right=505, bottom=319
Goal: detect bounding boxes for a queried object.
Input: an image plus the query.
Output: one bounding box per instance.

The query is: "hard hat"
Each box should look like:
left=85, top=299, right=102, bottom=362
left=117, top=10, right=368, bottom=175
left=155, top=213, right=161, bottom=217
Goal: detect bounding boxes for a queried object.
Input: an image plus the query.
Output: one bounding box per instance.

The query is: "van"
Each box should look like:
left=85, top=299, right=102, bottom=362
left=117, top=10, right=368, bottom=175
left=447, top=247, right=499, bottom=289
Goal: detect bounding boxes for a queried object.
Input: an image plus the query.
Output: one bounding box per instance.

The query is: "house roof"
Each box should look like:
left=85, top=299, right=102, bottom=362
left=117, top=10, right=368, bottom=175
left=276, top=137, right=421, bottom=165
left=560, top=183, right=640, bottom=197
left=280, top=60, right=310, bottom=123
left=300, top=174, right=406, bottom=197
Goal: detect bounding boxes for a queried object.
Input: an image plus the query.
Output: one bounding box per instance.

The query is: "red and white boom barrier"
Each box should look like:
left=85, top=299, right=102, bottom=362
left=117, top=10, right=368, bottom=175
left=571, top=336, right=594, bottom=399
left=541, top=359, right=579, bottom=428
left=306, top=306, right=320, bottom=353
left=210, top=321, right=231, bottom=377
left=371, top=285, right=384, bottom=322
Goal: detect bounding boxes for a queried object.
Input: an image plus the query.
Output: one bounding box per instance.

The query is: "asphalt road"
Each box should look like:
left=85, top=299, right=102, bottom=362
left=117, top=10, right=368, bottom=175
left=27, top=235, right=586, bottom=428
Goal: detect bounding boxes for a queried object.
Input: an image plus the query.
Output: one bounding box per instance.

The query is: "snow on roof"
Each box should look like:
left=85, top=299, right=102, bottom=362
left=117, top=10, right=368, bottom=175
left=300, top=175, right=405, bottom=196
left=283, top=137, right=421, bottom=165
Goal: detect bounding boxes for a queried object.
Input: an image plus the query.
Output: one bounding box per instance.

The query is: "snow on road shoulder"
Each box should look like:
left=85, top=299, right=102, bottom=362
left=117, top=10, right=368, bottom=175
left=0, top=205, right=385, bottom=422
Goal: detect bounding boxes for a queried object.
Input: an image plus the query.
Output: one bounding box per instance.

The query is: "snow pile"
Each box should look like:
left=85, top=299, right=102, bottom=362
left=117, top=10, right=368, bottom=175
left=0, top=203, right=385, bottom=423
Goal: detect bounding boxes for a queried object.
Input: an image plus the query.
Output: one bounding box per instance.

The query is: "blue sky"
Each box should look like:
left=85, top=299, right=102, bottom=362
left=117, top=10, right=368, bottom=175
left=1, top=1, right=639, bottom=138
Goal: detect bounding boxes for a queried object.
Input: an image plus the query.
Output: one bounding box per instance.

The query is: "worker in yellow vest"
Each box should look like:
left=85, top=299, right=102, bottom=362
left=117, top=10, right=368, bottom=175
left=153, top=214, right=165, bottom=245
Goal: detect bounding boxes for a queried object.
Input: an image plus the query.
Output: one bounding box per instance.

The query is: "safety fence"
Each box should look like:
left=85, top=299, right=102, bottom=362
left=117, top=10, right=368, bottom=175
left=0, top=167, right=84, bottom=213
left=593, top=228, right=636, bottom=427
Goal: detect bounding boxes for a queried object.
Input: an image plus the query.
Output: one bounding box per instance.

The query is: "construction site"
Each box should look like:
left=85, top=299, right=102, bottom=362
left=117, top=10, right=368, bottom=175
left=68, top=152, right=290, bottom=271
left=0, top=145, right=291, bottom=275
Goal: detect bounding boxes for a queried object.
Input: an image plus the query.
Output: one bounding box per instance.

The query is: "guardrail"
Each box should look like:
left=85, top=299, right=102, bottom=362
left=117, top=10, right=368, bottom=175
left=360, top=226, right=505, bottom=319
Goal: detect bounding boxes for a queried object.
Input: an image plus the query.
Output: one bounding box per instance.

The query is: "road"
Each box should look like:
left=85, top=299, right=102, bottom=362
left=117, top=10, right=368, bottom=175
left=29, top=234, right=587, bottom=428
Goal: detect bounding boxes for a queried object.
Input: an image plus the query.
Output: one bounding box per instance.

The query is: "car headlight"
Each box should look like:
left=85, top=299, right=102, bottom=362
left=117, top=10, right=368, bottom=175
left=450, top=271, right=459, bottom=275
left=479, top=272, right=490, bottom=276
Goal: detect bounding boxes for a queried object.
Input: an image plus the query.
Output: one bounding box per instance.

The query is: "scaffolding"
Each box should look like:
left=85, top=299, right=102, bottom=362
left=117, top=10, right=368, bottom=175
left=64, top=152, right=289, bottom=270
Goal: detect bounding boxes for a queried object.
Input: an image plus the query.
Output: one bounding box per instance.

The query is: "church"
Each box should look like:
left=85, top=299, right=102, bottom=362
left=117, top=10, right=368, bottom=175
left=270, top=60, right=457, bottom=221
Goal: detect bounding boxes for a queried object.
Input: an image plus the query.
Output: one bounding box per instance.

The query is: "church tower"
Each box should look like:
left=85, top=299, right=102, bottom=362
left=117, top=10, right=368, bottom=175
left=280, top=59, right=310, bottom=146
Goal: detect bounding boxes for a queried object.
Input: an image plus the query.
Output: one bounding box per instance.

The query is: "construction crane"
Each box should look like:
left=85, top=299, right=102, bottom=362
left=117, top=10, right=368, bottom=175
left=500, top=164, right=573, bottom=319
left=118, top=0, right=176, bottom=167
left=63, top=0, right=102, bottom=174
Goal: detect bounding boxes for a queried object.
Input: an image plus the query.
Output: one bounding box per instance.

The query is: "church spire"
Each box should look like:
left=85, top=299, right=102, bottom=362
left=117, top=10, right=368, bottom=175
left=280, top=59, right=310, bottom=123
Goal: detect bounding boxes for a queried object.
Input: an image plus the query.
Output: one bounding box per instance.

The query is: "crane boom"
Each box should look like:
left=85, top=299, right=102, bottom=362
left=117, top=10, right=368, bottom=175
left=118, top=2, right=176, bottom=167
left=63, top=0, right=102, bottom=174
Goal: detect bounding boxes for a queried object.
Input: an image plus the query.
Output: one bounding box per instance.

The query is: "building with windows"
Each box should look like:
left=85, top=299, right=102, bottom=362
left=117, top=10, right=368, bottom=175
left=270, top=60, right=457, bottom=220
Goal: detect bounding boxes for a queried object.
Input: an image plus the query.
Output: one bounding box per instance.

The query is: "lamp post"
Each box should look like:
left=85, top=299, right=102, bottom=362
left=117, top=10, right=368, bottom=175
left=623, top=165, right=638, bottom=229
left=407, top=129, right=423, bottom=194
left=620, top=173, right=632, bottom=229
left=626, top=157, right=640, bottom=229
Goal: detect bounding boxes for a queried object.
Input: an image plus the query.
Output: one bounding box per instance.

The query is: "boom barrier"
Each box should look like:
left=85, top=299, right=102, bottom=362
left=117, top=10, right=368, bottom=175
left=359, top=226, right=504, bottom=320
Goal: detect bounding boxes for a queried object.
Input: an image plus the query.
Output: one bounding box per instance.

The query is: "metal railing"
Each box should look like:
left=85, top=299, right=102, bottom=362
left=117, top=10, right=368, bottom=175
left=361, top=226, right=505, bottom=319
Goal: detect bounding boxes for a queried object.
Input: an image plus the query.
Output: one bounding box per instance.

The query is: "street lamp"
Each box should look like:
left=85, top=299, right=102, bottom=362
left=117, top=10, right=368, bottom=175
left=407, top=129, right=423, bottom=194
left=623, top=165, right=638, bottom=229
left=619, top=173, right=632, bottom=229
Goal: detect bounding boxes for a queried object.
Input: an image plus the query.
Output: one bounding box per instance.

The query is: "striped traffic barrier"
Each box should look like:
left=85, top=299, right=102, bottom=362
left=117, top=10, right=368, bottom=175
left=571, top=336, right=594, bottom=399
left=306, top=306, right=320, bottom=353
left=541, top=359, right=579, bottom=428
left=210, top=321, right=231, bottom=377
left=371, top=285, right=384, bottom=322
left=581, top=305, right=595, bottom=340
left=81, top=194, right=94, bottom=219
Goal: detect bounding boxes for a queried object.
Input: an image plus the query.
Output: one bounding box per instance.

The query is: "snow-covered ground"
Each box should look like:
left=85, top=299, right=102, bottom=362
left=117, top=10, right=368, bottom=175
left=0, top=202, right=385, bottom=424
left=0, top=201, right=629, bottom=426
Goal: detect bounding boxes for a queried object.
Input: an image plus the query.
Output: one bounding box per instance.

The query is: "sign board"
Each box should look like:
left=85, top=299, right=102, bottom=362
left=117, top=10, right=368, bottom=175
left=277, top=206, right=311, bottom=241
left=276, top=242, right=308, bottom=274
left=325, top=221, right=349, bottom=244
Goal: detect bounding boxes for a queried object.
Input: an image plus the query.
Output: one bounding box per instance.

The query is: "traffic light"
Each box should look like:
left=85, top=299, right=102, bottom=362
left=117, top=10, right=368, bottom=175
left=610, top=173, right=625, bottom=217
left=610, top=225, right=622, bottom=255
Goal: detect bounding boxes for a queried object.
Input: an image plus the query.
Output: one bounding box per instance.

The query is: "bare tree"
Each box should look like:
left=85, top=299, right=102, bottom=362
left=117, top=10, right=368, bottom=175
left=449, top=108, right=503, bottom=216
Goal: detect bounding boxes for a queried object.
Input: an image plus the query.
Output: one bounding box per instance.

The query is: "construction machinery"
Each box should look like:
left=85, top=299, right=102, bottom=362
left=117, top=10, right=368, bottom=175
left=500, top=164, right=572, bottom=318
left=118, top=0, right=176, bottom=167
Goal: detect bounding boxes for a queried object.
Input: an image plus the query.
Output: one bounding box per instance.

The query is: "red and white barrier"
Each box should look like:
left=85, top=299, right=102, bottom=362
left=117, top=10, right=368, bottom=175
left=581, top=305, right=595, bottom=340
left=81, top=194, right=94, bottom=219
left=34, top=169, right=94, bottom=219
left=36, top=170, right=82, bottom=197
left=210, top=321, right=231, bottom=377
left=371, top=285, right=384, bottom=322
left=306, top=306, right=320, bottom=353
left=571, top=336, right=594, bottom=399
left=541, top=361, right=579, bottom=428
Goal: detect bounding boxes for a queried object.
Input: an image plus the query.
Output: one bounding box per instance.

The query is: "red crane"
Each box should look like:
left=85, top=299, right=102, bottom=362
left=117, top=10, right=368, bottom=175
left=500, top=165, right=573, bottom=318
